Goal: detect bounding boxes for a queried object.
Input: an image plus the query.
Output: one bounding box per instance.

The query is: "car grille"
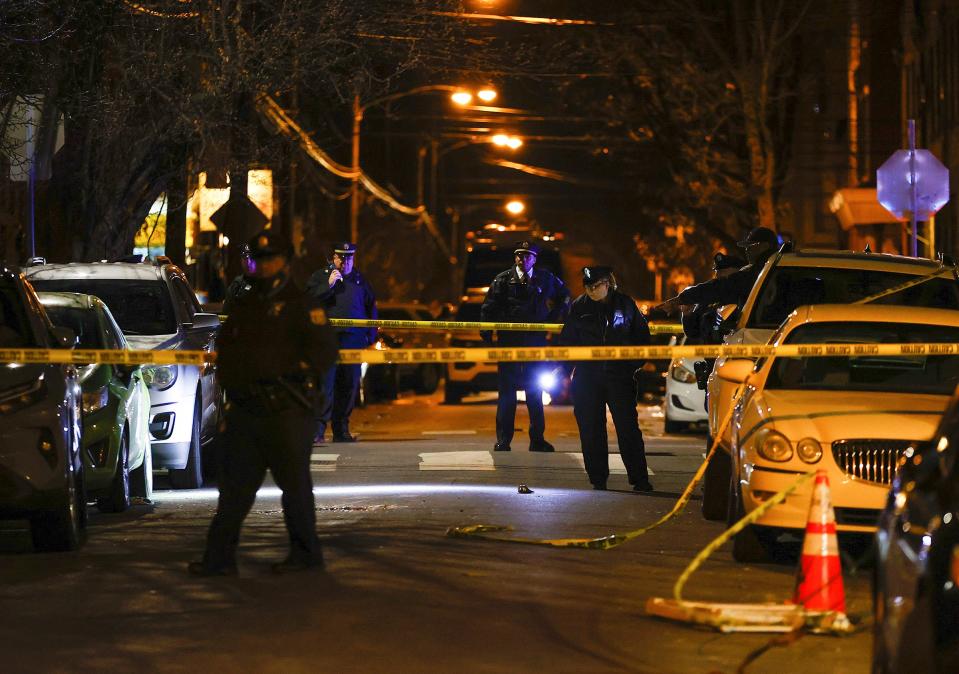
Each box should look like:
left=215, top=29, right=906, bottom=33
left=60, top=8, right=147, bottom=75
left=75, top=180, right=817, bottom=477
left=830, top=440, right=914, bottom=485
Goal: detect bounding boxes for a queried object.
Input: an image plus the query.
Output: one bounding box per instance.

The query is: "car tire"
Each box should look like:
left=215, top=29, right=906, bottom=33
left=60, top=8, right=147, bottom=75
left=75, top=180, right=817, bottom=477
left=443, top=382, right=464, bottom=405
left=664, top=416, right=687, bottom=434
left=701, top=441, right=731, bottom=521
left=31, top=459, right=86, bottom=552
left=415, top=364, right=441, bottom=395
left=97, top=430, right=131, bottom=512
left=130, top=438, right=153, bottom=500
left=169, top=397, right=203, bottom=490
left=728, top=482, right=773, bottom=563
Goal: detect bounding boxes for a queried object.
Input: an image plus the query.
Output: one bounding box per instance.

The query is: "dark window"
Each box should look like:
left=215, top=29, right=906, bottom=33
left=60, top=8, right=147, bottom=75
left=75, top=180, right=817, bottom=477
left=30, top=279, right=178, bottom=335
left=170, top=277, right=199, bottom=319
left=766, top=322, right=959, bottom=395
left=43, top=305, right=105, bottom=349
left=0, top=284, right=34, bottom=347
left=748, top=267, right=959, bottom=329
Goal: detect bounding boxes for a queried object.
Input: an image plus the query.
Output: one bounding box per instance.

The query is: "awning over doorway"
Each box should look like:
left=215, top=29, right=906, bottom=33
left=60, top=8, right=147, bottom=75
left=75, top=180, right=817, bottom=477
left=829, top=188, right=905, bottom=230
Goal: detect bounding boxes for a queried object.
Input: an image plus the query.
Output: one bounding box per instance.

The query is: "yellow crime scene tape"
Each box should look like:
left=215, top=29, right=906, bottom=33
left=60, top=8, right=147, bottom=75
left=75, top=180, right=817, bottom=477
left=2, top=341, right=958, bottom=367
left=327, top=317, right=684, bottom=335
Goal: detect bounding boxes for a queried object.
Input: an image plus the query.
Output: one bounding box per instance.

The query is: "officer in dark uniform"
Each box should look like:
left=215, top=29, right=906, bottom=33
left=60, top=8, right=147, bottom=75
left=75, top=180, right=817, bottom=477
left=682, top=252, right=747, bottom=345
left=480, top=240, right=570, bottom=452
left=222, top=244, right=254, bottom=315
left=560, top=266, right=653, bottom=492
left=306, top=242, right=377, bottom=443
left=189, top=229, right=338, bottom=576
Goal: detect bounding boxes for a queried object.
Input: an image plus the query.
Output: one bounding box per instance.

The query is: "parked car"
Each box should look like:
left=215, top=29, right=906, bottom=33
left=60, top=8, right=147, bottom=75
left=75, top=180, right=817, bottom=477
left=38, top=292, right=153, bottom=510
left=717, top=304, right=959, bottom=562
left=363, top=302, right=447, bottom=400
left=664, top=352, right=707, bottom=433
left=25, top=259, right=221, bottom=489
left=874, top=391, right=959, bottom=674
left=0, top=266, right=86, bottom=551
left=701, top=248, right=959, bottom=520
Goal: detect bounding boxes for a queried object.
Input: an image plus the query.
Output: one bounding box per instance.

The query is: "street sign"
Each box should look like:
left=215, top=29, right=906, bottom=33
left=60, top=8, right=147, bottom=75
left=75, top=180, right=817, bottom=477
left=877, top=149, right=950, bottom=219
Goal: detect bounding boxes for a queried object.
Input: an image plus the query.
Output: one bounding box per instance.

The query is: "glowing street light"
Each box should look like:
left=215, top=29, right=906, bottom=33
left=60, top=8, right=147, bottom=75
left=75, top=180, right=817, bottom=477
left=477, top=88, right=498, bottom=103
left=505, top=199, right=526, bottom=215
left=491, top=133, right=523, bottom=149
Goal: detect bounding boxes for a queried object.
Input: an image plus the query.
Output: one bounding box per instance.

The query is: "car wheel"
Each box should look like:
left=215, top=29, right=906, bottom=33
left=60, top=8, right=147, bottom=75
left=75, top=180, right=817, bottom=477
left=31, top=459, right=85, bottom=552
left=728, top=481, right=773, bottom=563
left=130, top=438, right=153, bottom=500
left=701, top=441, right=731, bottom=521
left=97, top=430, right=131, bottom=512
left=415, top=364, right=441, bottom=395
left=169, top=397, right=203, bottom=489
left=664, top=416, right=687, bottom=434
left=443, top=381, right=464, bottom=405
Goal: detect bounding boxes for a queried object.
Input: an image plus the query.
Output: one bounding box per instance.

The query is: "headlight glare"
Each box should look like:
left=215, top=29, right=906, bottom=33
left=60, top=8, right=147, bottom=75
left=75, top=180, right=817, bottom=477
left=538, top=370, right=558, bottom=391
left=82, top=386, right=109, bottom=414
left=143, top=365, right=178, bottom=390
left=797, top=437, right=823, bottom=463
left=756, top=429, right=793, bottom=462
left=670, top=363, right=697, bottom=384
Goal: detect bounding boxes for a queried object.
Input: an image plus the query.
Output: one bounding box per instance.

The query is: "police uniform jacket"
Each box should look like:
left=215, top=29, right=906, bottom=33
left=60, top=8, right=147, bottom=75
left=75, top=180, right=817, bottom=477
left=216, top=275, right=339, bottom=410
left=307, top=268, right=378, bottom=349
left=560, top=289, right=651, bottom=376
left=676, top=249, right=774, bottom=311
left=480, top=267, right=570, bottom=347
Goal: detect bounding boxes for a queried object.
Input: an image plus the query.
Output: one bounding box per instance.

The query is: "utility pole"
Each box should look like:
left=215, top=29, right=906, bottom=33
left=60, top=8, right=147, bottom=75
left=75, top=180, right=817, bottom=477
left=350, top=92, right=362, bottom=243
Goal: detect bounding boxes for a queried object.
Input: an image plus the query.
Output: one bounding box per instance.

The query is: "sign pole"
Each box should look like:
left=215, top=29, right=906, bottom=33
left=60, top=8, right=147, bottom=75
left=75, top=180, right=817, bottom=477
left=908, top=119, right=918, bottom=257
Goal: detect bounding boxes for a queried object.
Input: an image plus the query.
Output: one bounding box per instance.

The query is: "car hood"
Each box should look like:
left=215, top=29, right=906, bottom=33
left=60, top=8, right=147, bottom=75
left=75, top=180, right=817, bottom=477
left=125, top=333, right=179, bottom=351
left=749, top=390, right=949, bottom=443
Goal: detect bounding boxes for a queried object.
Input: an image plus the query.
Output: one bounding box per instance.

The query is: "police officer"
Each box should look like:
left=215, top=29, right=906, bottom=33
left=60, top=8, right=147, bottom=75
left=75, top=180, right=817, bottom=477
left=682, top=252, right=747, bottom=346
left=480, top=240, right=570, bottom=452
left=222, top=244, right=254, bottom=315
left=307, top=242, right=377, bottom=443
left=189, top=229, right=338, bottom=576
left=657, top=226, right=781, bottom=316
left=560, top=266, right=653, bottom=492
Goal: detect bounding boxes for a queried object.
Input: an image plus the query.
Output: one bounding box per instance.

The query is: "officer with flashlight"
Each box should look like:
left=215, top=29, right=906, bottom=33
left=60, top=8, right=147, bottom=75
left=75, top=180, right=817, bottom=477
left=560, top=266, right=653, bottom=492
left=480, top=240, right=569, bottom=452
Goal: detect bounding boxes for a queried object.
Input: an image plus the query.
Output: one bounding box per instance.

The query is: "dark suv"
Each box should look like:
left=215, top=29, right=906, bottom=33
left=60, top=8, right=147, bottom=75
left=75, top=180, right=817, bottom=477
left=0, top=266, right=86, bottom=550
left=26, top=260, right=221, bottom=489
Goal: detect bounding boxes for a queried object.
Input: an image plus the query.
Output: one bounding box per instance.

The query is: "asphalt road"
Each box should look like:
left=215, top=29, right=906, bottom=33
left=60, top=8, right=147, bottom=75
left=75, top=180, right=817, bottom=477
left=0, top=390, right=872, bottom=673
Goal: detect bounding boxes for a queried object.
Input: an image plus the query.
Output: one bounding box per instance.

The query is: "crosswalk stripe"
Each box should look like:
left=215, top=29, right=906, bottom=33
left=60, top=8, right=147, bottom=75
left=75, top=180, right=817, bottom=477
left=568, top=453, right=655, bottom=476
left=310, top=453, right=339, bottom=472
left=418, top=450, right=495, bottom=471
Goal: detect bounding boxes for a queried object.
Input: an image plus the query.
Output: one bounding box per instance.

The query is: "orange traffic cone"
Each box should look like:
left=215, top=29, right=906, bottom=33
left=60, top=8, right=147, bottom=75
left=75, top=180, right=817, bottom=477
left=793, top=470, right=846, bottom=613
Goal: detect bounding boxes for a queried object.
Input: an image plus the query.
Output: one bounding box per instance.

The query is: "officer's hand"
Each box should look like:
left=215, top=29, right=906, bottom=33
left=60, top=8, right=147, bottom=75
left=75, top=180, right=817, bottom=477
left=655, top=297, right=680, bottom=316
left=328, top=269, right=343, bottom=286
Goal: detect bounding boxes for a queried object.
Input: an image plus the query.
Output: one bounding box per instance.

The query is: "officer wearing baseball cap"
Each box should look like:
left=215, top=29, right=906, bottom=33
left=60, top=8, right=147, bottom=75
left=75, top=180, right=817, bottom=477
left=190, top=228, right=338, bottom=576
left=560, top=266, right=653, bottom=492
left=306, top=241, right=378, bottom=442
left=480, top=239, right=570, bottom=452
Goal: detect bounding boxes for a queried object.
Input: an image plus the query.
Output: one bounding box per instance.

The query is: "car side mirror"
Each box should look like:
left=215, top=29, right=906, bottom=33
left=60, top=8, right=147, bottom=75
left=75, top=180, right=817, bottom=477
left=716, top=358, right=754, bottom=384
left=51, top=326, right=77, bottom=349
left=187, top=312, right=220, bottom=331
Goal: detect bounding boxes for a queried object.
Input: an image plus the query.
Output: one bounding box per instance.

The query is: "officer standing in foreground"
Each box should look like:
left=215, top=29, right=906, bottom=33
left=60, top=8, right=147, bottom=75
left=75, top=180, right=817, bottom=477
left=307, top=242, right=377, bottom=443
left=190, top=229, right=338, bottom=576
left=656, top=226, right=781, bottom=317
left=480, top=240, right=570, bottom=452
left=560, top=266, right=653, bottom=492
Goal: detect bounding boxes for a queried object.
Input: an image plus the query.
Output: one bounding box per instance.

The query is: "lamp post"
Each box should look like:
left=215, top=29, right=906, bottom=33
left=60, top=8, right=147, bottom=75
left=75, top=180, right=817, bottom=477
left=349, top=85, right=496, bottom=242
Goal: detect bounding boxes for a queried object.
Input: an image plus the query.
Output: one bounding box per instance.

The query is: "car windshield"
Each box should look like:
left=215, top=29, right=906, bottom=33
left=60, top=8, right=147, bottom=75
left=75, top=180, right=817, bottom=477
left=766, top=322, right=959, bottom=394
left=42, top=305, right=104, bottom=348
left=0, top=284, right=34, bottom=347
left=748, top=267, right=959, bottom=329
left=29, top=279, right=177, bottom=335
left=462, top=247, right=564, bottom=291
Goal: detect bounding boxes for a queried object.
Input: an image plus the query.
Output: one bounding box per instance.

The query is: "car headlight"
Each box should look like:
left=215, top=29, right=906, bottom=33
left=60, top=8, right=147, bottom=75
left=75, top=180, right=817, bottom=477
left=796, top=437, right=823, bottom=463
left=670, top=363, right=697, bottom=384
left=755, top=428, right=793, bottom=462
left=82, top=386, right=109, bottom=414
left=538, top=370, right=558, bottom=391
left=142, top=365, right=178, bottom=390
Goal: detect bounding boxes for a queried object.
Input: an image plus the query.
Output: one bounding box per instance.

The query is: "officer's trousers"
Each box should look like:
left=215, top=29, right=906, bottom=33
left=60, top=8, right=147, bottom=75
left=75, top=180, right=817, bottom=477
left=496, top=362, right=545, bottom=446
left=203, top=405, right=319, bottom=569
left=317, top=363, right=360, bottom=438
left=571, top=369, right=649, bottom=487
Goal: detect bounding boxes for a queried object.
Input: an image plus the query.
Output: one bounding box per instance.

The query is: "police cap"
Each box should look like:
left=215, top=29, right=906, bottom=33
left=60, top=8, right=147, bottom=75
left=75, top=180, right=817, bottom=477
left=737, top=226, right=781, bottom=248
left=712, top=252, right=746, bottom=271
left=333, top=242, right=357, bottom=256
left=582, top=265, right=613, bottom=285
left=514, top=240, right=540, bottom=256
left=247, top=229, right=291, bottom=259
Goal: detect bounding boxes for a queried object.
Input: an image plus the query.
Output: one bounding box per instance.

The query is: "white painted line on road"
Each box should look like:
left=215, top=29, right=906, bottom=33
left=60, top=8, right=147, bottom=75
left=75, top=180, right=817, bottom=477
left=568, top=453, right=654, bottom=476
left=418, top=450, right=495, bottom=471
left=421, top=430, right=478, bottom=435
left=311, top=453, right=339, bottom=472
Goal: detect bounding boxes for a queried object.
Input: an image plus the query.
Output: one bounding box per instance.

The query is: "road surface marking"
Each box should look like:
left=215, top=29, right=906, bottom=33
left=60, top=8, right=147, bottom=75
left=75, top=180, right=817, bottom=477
left=568, top=453, right=654, bottom=476
left=311, top=453, right=339, bottom=472
left=418, top=450, right=495, bottom=471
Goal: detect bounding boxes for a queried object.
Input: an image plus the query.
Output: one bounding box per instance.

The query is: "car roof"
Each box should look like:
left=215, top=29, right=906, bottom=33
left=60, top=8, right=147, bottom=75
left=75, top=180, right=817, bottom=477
left=783, top=304, right=959, bottom=333
left=778, top=249, right=945, bottom=273
left=36, top=291, right=104, bottom=312
left=24, top=262, right=165, bottom=282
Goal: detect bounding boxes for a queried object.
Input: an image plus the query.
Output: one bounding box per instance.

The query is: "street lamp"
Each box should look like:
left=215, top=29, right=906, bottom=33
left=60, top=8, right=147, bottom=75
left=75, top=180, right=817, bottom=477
left=505, top=199, right=526, bottom=215
left=351, top=85, right=498, bottom=241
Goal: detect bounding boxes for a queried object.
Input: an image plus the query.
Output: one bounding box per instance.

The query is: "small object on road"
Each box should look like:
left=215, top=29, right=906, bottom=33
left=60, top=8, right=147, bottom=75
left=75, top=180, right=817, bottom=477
left=131, top=497, right=153, bottom=506
left=518, top=484, right=533, bottom=494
